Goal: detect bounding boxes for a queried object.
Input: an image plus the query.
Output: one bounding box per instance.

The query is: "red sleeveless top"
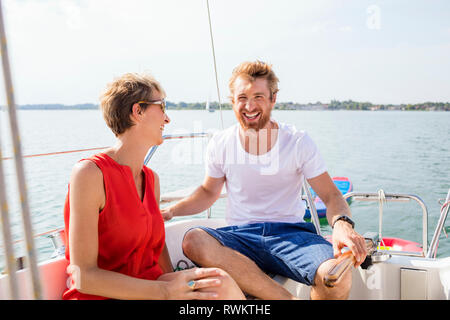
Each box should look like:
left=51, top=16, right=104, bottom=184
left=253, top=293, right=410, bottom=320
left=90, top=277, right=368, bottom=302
left=62, top=153, right=165, bottom=300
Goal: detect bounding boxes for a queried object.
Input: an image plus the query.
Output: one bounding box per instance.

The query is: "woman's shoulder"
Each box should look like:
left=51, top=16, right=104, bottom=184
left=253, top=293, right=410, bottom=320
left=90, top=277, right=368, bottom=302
left=70, top=159, right=103, bottom=186
left=73, top=158, right=102, bottom=173
left=69, top=159, right=106, bottom=211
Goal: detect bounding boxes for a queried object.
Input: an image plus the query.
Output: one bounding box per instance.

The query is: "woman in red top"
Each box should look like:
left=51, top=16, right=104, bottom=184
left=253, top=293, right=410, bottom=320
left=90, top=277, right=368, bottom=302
left=63, top=73, right=244, bottom=300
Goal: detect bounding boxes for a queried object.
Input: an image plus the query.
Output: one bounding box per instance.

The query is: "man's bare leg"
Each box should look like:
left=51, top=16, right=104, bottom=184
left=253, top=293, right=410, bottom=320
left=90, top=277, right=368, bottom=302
left=310, top=258, right=352, bottom=300
left=182, top=228, right=297, bottom=300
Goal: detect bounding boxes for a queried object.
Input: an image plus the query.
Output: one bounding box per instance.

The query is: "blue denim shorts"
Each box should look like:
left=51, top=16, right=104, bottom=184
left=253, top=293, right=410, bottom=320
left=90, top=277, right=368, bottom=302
left=190, top=222, right=333, bottom=286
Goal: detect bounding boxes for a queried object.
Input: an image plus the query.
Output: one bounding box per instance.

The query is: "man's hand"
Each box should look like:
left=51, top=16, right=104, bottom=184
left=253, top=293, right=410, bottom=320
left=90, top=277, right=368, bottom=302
left=160, top=206, right=174, bottom=221
left=332, top=220, right=367, bottom=267
left=306, top=172, right=368, bottom=267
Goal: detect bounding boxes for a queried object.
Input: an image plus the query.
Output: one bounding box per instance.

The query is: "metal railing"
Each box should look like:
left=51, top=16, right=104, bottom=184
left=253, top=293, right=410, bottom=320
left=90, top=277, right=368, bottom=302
left=302, top=180, right=322, bottom=236
left=343, top=191, right=428, bottom=257
left=427, top=189, right=450, bottom=258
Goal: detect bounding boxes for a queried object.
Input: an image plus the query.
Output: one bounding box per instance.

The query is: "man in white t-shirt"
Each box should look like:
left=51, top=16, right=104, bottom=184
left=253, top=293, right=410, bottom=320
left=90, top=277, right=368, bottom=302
left=162, top=61, right=367, bottom=299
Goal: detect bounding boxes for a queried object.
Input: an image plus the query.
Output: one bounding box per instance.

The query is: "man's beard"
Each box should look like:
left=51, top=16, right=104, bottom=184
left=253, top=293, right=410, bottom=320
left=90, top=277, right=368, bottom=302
left=238, top=110, right=271, bottom=132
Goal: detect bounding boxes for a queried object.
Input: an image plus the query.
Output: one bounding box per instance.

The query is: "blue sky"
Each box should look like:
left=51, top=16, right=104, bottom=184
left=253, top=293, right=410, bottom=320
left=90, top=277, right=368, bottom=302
left=1, top=0, right=449, bottom=105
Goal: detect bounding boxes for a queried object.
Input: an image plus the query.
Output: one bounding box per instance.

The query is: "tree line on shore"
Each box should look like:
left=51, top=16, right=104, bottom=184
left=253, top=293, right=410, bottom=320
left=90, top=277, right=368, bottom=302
left=10, top=100, right=450, bottom=111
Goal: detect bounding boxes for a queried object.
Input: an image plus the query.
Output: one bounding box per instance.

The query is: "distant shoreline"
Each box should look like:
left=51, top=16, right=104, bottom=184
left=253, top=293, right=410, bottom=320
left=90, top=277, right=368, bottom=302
left=3, top=100, right=449, bottom=111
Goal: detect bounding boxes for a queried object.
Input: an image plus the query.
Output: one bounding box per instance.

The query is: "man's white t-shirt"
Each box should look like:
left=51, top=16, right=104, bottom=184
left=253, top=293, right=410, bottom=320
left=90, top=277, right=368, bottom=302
left=206, top=120, right=327, bottom=226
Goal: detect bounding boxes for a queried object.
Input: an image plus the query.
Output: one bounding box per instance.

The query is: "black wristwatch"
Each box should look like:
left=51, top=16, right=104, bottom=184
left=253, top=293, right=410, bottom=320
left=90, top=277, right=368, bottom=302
left=332, top=215, right=355, bottom=229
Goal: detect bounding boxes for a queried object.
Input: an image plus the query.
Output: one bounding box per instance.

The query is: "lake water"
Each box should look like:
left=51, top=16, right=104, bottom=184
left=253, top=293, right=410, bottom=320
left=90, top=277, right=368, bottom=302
left=0, top=109, right=449, bottom=270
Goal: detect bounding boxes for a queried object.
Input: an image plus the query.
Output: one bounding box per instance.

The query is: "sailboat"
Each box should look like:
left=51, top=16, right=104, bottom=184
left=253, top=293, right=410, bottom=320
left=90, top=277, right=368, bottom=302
left=0, top=0, right=449, bottom=301
left=205, top=98, right=215, bottom=113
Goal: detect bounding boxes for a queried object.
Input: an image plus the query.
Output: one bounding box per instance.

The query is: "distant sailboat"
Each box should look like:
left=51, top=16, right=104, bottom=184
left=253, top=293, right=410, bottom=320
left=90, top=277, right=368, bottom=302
left=205, top=97, right=215, bottom=112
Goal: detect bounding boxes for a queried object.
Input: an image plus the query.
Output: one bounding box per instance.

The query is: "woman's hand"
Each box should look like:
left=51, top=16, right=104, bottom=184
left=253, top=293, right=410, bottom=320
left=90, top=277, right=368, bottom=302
left=159, top=268, right=223, bottom=300
left=159, top=267, right=245, bottom=300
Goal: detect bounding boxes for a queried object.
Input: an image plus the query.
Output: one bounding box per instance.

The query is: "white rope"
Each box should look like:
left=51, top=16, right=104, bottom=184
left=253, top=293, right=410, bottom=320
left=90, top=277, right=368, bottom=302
left=206, top=0, right=224, bottom=130
left=378, top=189, right=386, bottom=248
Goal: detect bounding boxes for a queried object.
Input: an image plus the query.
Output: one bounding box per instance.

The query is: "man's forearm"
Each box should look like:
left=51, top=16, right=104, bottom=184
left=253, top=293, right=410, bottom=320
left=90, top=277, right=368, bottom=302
left=325, top=194, right=352, bottom=227
left=171, top=185, right=219, bottom=217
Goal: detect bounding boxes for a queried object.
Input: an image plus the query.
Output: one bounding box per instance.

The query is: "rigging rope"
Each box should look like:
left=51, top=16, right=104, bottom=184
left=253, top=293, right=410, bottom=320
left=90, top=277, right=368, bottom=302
left=1, top=146, right=109, bottom=160
left=206, top=0, right=224, bottom=130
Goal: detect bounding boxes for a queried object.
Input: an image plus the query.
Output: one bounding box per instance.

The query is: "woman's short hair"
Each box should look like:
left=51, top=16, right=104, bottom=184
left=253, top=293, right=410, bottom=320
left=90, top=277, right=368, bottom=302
left=100, top=73, right=165, bottom=136
left=228, top=60, right=279, bottom=99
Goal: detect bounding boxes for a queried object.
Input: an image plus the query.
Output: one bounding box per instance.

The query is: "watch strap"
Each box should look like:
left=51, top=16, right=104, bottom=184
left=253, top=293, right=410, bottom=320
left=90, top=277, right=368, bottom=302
left=332, top=215, right=355, bottom=229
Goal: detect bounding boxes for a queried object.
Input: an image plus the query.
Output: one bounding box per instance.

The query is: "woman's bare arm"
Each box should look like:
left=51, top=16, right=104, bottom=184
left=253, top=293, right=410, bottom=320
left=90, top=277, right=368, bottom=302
left=153, top=171, right=174, bottom=273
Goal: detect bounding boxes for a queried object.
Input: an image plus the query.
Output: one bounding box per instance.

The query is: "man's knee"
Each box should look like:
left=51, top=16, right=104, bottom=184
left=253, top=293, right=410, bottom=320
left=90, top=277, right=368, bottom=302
left=312, top=258, right=352, bottom=300
left=321, top=275, right=352, bottom=299
left=182, top=228, right=212, bottom=263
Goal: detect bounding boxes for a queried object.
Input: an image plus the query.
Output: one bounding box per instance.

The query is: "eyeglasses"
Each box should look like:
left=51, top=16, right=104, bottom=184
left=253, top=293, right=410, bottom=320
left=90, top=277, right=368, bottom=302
left=137, top=98, right=166, bottom=113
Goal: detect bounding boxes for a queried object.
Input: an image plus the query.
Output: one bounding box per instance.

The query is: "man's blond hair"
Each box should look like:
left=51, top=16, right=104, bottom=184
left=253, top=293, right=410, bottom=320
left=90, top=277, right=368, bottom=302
left=99, top=73, right=165, bottom=136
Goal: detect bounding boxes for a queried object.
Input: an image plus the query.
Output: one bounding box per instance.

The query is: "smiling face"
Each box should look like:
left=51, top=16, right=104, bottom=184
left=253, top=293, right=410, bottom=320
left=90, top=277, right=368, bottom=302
left=136, top=91, right=170, bottom=145
left=100, top=72, right=167, bottom=137
left=231, top=76, right=276, bottom=131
